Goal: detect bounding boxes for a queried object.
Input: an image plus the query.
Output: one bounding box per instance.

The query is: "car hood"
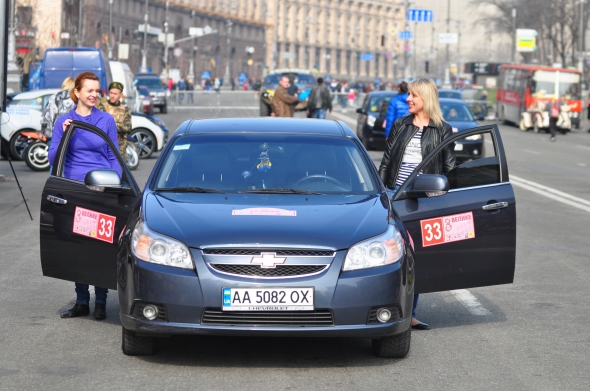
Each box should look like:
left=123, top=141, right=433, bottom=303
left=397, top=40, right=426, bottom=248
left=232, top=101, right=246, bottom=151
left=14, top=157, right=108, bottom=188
left=144, top=193, right=390, bottom=250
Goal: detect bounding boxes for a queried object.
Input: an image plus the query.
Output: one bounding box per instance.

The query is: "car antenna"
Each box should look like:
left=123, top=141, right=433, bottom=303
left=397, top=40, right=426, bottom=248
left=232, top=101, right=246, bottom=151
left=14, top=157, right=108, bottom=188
left=0, top=2, right=33, bottom=221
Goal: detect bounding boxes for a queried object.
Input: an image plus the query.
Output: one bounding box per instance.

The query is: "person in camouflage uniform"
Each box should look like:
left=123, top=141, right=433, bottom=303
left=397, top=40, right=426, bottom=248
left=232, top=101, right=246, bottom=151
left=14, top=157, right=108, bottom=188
left=99, top=82, right=131, bottom=159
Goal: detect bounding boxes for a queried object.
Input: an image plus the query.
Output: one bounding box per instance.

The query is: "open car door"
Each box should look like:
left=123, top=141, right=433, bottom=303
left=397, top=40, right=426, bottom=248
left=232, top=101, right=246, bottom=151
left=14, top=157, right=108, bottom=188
left=39, top=121, right=141, bottom=290
left=392, top=125, right=516, bottom=294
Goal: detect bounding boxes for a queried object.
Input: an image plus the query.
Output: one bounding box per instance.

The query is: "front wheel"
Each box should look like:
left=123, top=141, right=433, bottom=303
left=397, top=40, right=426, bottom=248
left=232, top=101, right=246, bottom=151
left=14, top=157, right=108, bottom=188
left=9, top=130, right=31, bottom=160
left=130, top=128, right=156, bottom=159
left=121, top=328, right=155, bottom=356
left=125, top=143, right=140, bottom=170
left=371, top=327, right=411, bottom=358
left=23, top=141, right=50, bottom=171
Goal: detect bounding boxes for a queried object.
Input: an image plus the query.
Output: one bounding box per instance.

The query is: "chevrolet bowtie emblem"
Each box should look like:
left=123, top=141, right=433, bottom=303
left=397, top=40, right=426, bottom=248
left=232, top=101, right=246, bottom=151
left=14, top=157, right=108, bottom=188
left=251, top=253, right=286, bottom=268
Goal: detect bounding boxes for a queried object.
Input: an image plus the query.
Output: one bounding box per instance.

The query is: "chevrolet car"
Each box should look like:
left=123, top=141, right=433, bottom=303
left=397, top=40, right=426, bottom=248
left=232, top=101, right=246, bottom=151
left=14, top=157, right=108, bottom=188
left=40, top=118, right=516, bottom=358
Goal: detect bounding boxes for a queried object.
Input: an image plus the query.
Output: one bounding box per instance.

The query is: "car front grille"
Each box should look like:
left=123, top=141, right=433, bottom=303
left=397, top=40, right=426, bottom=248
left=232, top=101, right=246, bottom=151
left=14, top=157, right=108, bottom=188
left=209, top=264, right=327, bottom=278
left=203, top=249, right=335, bottom=257
left=202, top=308, right=334, bottom=326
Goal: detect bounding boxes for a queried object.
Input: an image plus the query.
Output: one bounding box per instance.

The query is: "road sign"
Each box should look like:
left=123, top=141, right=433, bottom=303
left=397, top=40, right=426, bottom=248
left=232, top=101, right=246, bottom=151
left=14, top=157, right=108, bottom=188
left=399, top=31, right=412, bottom=40
left=439, top=33, right=458, bottom=44
left=407, top=9, right=433, bottom=22
left=388, top=27, right=397, bottom=36
left=516, top=29, right=537, bottom=52
left=360, top=53, right=374, bottom=61
left=189, top=27, right=203, bottom=37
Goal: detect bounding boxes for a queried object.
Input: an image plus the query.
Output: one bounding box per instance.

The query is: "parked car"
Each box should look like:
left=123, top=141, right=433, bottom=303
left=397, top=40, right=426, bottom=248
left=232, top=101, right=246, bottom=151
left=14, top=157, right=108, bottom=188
left=1, top=89, right=59, bottom=160
left=40, top=117, right=516, bottom=358
left=137, top=86, right=154, bottom=115
left=439, top=98, right=485, bottom=163
left=129, top=111, right=167, bottom=159
left=259, top=69, right=317, bottom=116
left=355, top=90, right=399, bottom=150
left=38, top=47, right=112, bottom=94
left=134, top=74, right=167, bottom=113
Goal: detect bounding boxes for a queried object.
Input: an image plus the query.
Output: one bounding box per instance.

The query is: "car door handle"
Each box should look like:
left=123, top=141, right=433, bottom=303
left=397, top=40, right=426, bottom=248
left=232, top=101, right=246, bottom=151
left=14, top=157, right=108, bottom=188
left=482, top=202, right=508, bottom=211
left=47, top=195, right=67, bottom=205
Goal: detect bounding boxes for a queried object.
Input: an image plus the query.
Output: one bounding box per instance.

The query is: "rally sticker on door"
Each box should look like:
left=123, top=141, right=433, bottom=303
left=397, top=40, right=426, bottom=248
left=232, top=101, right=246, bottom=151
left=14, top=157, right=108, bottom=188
left=72, top=206, right=117, bottom=244
left=420, top=211, right=475, bottom=247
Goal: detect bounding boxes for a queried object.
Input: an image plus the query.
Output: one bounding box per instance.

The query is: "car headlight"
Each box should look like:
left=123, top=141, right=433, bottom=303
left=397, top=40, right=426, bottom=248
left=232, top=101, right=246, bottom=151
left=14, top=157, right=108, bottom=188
left=366, top=115, right=376, bottom=127
left=342, top=225, right=404, bottom=271
left=131, top=220, right=193, bottom=269
left=465, top=134, right=482, bottom=140
left=157, top=92, right=166, bottom=97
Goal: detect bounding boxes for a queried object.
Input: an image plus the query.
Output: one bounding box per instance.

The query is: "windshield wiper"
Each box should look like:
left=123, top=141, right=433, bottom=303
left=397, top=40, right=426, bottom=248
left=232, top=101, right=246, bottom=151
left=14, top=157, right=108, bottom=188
left=155, top=186, right=222, bottom=193
left=238, top=187, right=324, bottom=195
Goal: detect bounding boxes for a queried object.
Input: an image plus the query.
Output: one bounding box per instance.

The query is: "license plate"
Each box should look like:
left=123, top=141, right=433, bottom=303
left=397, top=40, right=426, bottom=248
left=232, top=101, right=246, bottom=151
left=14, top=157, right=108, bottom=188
left=222, top=287, right=314, bottom=311
left=454, top=143, right=464, bottom=151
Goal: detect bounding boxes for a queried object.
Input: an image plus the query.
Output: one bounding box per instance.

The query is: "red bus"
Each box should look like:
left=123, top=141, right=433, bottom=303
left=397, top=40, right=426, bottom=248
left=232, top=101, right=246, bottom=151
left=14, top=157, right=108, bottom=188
left=496, top=64, right=582, bottom=128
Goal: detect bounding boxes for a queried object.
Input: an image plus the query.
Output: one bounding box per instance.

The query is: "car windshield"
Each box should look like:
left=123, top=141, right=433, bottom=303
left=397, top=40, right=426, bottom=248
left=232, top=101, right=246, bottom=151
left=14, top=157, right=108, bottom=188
left=6, top=96, right=44, bottom=110
left=264, top=74, right=317, bottom=86
left=138, top=87, right=150, bottom=96
left=365, top=94, right=396, bottom=115
left=441, top=101, right=476, bottom=122
left=135, top=78, right=163, bottom=89
left=438, top=90, right=462, bottom=100
left=154, top=134, right=377, bottom=194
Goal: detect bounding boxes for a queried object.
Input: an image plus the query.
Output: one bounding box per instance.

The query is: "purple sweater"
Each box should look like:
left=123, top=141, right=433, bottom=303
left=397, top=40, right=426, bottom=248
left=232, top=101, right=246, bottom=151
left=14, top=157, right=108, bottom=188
left=48, top=106, right=122, bottom=182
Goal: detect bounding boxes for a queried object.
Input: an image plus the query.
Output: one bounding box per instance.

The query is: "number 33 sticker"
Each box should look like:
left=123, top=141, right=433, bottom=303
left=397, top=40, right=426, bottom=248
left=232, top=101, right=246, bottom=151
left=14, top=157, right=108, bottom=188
left=73, top=206, right=117, bottom=243
left=420, top=212, right=475, bottom=247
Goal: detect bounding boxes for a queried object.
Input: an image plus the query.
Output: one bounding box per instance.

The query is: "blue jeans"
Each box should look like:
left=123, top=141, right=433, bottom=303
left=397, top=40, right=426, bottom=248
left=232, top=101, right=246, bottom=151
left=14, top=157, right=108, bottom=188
left=312, top=109, right=327, bottom=119
left=412, top=294, right=420, bottom=318
left=75, top=283, right=108, bottom=305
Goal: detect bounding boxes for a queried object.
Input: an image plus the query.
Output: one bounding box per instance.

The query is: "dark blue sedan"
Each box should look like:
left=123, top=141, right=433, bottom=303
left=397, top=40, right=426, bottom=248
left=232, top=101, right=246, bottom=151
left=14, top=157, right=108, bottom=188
left=40, top=118, right=516, bottom=358
left=440, top=98, right=486, bottom=163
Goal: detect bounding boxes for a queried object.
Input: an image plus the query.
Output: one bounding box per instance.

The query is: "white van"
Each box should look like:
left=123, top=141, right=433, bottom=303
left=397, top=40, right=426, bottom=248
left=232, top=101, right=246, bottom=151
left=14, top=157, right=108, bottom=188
left=109, top=61, right=136, bottom=106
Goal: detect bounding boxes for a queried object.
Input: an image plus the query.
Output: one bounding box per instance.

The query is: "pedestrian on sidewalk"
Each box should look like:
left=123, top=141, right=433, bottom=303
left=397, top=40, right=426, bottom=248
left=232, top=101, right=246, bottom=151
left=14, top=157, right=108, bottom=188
left=545, top=97, right=559, bottom=142
left=186, top=78, right=194, bottom=105
left=306, top=77, right=332, bottom=119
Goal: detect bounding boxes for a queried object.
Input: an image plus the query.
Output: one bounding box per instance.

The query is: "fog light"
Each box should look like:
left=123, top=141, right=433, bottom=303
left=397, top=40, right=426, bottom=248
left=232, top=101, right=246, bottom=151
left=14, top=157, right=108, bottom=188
left=143, top=305, right=159, bottom=320
left=473, top=149, right=479, bottom=155
left=376, top=308, right=392, bottom=323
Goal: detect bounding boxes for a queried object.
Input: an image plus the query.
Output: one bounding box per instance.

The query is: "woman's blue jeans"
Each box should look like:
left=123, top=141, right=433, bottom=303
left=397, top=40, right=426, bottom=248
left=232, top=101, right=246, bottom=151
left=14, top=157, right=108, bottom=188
left=75, top=283, right=108, bottom=305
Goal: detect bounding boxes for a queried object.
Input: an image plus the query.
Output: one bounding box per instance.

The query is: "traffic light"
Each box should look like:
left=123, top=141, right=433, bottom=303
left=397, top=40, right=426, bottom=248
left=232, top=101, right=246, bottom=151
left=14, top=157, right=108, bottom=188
left=425, top=61, right=429, bottom=73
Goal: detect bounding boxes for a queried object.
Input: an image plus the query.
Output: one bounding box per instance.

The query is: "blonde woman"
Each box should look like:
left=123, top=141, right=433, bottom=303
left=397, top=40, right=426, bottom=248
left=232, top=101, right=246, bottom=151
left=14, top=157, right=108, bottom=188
left=378, top=78, right=456, bottom=330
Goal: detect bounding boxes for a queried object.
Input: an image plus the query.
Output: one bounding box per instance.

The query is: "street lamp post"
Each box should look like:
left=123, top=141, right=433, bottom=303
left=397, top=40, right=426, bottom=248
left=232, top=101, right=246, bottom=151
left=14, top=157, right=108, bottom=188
left=443, top=0, right=452, bottom=88
left=224, top=19, right=233, bottom=83
left=107, top=0, right=114, bottom=59
left=511, top=5, right=516, bottom=63
left=187, top=36, right=196, bottom=81
left=76, top=0, right=84, bottom=47
left=163, top=1, right=169, bottom=81
left=140, top=0, right=149, bottom=73
left=579, top=0, right=586, bottom=84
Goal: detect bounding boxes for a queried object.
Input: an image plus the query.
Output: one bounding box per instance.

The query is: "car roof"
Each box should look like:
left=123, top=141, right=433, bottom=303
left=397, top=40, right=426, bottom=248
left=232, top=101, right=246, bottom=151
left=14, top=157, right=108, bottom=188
left=439, top=97, right=468, bottom=104
left=11, top=89, right=61, bottom=100
left=179, top=118, right=352, bottom=137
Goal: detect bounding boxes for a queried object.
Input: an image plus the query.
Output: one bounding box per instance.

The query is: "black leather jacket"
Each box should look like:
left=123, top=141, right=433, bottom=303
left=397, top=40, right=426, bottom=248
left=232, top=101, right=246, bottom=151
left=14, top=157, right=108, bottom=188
left=379, top=114, right=456, bottom=188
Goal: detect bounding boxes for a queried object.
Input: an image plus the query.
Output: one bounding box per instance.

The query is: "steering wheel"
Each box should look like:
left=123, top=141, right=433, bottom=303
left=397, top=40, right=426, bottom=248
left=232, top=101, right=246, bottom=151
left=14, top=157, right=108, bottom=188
left=293, top=175, right=344, bottom=188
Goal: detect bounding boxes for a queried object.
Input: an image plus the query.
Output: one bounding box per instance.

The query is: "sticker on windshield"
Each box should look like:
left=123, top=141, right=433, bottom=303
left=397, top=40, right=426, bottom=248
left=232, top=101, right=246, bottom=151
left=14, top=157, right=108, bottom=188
left=420, top=211, right=475, bottom=247
left=72, top=206, right=117, bottom=243
left=173, top=144, right=190, bottom=150
left=232, top=208, right=297, bottom=216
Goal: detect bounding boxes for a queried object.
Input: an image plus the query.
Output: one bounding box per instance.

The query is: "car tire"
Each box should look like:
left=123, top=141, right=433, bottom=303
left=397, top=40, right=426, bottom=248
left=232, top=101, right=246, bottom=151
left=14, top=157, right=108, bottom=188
left=23, top=142, right=50, bottom=171
left=160, top=104, right=167, bottom=114
left=371, top=327, right=411, bottom=358
left=130, top=128, right=156, bottom=159
left=260, top=101, right=271, bottom=117
left=9, top=130, right=32, bottom=160
left=121, top=328, right=155, bottom=356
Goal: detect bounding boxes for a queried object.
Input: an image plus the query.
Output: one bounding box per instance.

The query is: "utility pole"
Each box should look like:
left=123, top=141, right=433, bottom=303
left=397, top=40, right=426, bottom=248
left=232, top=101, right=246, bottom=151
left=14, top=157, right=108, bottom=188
left=224, top=19, right=233, bottom=83
left=77, top=0, right=84, bottom=47
left=511, top=4, right=516, bottom=63
left=107, top=0, right=114, bottom=59
left=6, top=0, right=20, bottom=91
left=443, top=0, right=451, bottom=88
left=140, top=0, right=149, bottom=73
left=579, top=0, right=586, bottom=85
left=163, top=0, right=169, bottom=81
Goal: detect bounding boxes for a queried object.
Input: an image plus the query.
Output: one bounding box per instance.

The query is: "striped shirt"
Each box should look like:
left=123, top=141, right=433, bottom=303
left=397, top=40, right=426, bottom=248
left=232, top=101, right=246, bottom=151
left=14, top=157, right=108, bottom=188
left=395, top=129, right=423, bottom=186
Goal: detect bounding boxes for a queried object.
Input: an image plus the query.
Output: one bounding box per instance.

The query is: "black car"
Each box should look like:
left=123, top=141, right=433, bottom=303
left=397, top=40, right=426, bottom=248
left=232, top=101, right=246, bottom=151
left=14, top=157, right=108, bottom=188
left=440, top=98, right=486, bottom=163
left=356, top=91, right=399, bottom=151
left=40, top=118, right=516, bottom=358
left=134, top=74, right=168, bottom=114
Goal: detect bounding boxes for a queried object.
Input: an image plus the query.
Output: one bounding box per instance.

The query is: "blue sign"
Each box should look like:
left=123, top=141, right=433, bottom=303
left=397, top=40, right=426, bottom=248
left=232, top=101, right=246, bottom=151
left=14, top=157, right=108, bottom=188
left=407, top=8, right=433, bottom=22
left=360, top=53, right=374, bottom=61
left=201, top=70, right=211, bottom=79
left=399, top=31, right=413, bottom=40
left=238, top=72, right=248, bottom=84
left=375, top=78, right=382, bottom=85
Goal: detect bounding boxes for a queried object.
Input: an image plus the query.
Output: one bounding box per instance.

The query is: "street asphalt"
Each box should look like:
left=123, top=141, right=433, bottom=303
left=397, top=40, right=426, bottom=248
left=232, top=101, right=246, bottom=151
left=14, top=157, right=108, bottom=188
left=0, top=91, right=588, bottom=390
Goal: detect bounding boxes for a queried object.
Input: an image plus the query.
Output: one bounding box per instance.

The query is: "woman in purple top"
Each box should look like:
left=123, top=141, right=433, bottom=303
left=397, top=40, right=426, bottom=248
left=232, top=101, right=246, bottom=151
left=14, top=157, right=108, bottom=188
left=48, top=72, right=121, bottom=321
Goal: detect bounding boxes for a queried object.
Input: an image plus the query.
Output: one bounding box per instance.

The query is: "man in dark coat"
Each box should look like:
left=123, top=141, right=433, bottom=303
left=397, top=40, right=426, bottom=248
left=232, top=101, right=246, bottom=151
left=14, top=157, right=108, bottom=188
left=307, top=77, right=333, bottom=119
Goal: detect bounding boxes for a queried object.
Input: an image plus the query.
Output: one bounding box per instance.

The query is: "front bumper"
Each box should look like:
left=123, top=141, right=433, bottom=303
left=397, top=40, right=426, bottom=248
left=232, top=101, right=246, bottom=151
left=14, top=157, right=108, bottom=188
left=151, top=95, right=167, bottom=107
left=118, top=249, right=413, bottom=338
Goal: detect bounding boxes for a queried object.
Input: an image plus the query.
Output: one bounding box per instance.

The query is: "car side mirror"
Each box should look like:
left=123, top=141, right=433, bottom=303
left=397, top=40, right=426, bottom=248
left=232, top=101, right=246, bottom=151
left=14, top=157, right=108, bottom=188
left=356, top=108, right=365, bottom=114
left=405, top=174, right=449, bottom=198
left=84, top=169, right=123, bottom=193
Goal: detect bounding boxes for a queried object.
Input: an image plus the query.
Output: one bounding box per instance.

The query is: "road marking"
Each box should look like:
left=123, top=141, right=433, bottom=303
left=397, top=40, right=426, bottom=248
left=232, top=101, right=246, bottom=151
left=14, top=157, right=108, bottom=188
left=450, top=289, right=491, bottom=316
left=575, top=145, right=590, bottom=151
left=523, top=149, right=540, bottom=155
left=578, top=163, right=587, bottom=167
left=328, top=111, right=357, bottom=126
left=511, top=175, right=590, bottom=213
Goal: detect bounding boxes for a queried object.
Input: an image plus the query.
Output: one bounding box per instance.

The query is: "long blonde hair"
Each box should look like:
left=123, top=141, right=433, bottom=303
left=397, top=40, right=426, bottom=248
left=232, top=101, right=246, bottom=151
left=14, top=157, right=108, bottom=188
left=61, top=77, right=75, bottom=91
left=408, top=79, right=444, bottom=128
